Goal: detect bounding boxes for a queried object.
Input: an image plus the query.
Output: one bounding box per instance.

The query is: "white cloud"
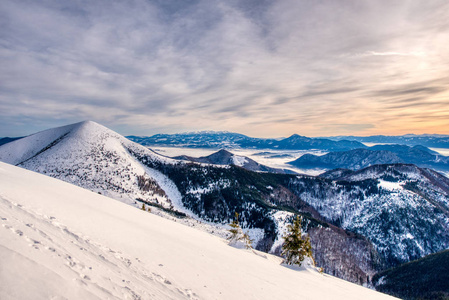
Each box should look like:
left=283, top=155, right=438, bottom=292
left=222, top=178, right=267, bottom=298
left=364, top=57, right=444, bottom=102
left=356, top=51, right=427, bottom=57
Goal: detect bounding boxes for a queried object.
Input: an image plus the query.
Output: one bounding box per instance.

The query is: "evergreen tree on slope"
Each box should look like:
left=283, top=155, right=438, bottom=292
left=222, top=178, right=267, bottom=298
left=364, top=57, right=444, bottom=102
left=282, top=215, right=313, bottom=266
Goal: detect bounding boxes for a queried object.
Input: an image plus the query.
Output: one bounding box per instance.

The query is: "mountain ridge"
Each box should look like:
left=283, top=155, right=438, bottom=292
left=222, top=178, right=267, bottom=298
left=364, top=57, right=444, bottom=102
left=323, top=134, right=449, bottom=148
left=4, top=130, right=449, bottom=150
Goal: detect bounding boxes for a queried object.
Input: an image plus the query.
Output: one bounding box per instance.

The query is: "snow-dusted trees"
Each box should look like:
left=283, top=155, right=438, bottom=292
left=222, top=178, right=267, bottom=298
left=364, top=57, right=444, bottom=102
left=228, top=212, right=252, bottom=249
left=282, top=215, right=313, bottom=266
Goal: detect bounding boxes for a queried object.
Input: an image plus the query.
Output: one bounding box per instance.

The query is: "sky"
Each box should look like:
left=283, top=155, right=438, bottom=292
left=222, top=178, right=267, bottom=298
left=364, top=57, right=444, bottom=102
left=1, top=0, right=449, bottom=138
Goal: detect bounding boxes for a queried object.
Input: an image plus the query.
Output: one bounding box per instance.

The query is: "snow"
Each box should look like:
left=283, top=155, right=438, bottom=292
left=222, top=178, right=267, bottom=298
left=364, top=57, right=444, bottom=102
left=377, top=179, right=403, bottom=191
left=231, top=155, right=248, bottom=167
left=142, top=164, right=189, bottom=214
left=0, top=162, right=397, bottom=299
left=0, top=122, right=78, bottom=165
left=270, top=210, right=296, bottom=253
left=405, top=233, right=414, bottom=239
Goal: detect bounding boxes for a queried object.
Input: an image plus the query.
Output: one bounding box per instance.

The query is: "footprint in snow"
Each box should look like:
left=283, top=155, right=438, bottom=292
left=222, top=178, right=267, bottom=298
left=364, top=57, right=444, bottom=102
left=46, top=246, right=56, bottom=252
left=81, top=274, right=91, bottom=281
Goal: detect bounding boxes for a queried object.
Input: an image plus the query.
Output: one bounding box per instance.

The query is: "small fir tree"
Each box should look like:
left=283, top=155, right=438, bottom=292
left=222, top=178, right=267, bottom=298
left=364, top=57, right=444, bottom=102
left=228, top=212, right=241, bottom=240
left=227, top=212, right=252, bottom=249
left=242, top=232, right=253, bottom=250
left=141, top=203, right=146, bottom=211
left=282, top=215, right=313, bottom=266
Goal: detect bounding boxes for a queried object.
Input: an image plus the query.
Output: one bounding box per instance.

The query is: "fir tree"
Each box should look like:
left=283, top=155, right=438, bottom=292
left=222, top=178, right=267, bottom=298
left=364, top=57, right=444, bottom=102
left=227, top=212, right=252, bottom=249
left=241, top=232, right=253, bottom=250
left=228, top=212, right=241, bottom=240
left=282, top=215, right=313, bottom=266
left=141, top=203, right=146, bottom=211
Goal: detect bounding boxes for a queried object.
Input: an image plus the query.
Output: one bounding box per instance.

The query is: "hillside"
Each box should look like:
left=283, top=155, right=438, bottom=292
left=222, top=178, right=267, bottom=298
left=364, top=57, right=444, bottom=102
left=287, top=164, right=449, bottom=267
left=0, top=162, right=397, bottom=299
left=372, top=249, right=449, bottom=299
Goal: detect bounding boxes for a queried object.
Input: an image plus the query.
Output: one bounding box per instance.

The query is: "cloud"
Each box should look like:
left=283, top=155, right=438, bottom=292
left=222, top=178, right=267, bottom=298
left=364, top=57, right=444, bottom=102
left=353, top=51, right=427, bottom=57
left=1, top=0, right=449, bottom=137
left=370, top=82, right=448, bottom=99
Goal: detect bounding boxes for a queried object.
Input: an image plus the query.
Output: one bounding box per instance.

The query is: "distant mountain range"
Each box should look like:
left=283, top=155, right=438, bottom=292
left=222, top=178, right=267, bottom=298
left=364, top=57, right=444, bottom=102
left=2, top=121, right=449, bottom=294
left=324, top=134, right=449, bottom=148
left=128, top=131, right=449, bottom=150
left=127, top=132, right=365, bottom=151
left=289, top=144, right=449, bottom=172
left=5, top=131, right=449, bottom=151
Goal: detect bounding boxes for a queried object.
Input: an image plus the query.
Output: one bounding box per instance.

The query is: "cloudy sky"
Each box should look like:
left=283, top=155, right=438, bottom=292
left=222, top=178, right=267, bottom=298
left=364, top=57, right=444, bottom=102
left=1, top=0, right=449, bottom=138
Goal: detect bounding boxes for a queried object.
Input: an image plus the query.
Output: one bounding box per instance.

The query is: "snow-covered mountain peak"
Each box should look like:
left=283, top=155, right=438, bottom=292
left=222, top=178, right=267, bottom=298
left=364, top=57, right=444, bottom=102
left=0, top=120, right=161, bottom=165
left=0, top=121, right=182, bottom=211
left=68, top=120, right=116, bottom=139
left=0, top=121, right=121, bottom=165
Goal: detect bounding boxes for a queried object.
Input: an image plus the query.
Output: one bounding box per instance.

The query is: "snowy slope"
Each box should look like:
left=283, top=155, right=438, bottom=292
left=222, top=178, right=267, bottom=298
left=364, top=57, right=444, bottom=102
left=0, top=162, right=396, bottom=300
left=0, top=121, right=184, bottom=211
